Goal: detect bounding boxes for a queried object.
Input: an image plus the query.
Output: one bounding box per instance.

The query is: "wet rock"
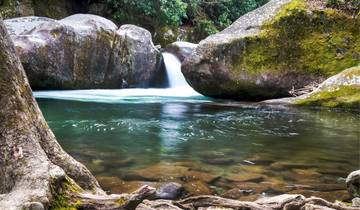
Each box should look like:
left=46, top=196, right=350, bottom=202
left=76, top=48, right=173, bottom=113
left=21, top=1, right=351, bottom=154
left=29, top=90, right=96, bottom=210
left=270, top=162, right=317, bottom=170
left=96, top=176, right=157, bottom=194
left=227, top=173, right=265, bottom=183
left=156, top=182, right=185, bottom=200
left=164, top=41, right=197, bottom=62
left=5, top=15, right=161, bottom=89
left=183, top=181, right=213, bottom=196
left=128, top=163, right=218, bottom=183
left=201, top=158, right=235, bottom=166
left=346, top=170, right=360, bottom=198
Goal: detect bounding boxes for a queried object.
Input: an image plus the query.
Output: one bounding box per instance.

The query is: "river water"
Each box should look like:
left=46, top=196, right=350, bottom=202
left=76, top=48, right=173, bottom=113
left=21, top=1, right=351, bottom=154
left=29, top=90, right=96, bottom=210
left=34, top=53, right=359, bottom=202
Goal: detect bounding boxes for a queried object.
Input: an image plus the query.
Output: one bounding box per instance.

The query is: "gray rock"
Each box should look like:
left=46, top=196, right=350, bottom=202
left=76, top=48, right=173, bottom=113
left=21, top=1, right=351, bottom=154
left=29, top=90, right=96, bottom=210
left=115, top=24, right=162, bottom=87
left=352, top=197, right=360, bottom=207
left=156, top=182, right=185, bottom=200
left=347, top=170, right=360, bottom=198
left=5, top=15, right=161, bottom=89
left=164, top=41, right=197, bottom=62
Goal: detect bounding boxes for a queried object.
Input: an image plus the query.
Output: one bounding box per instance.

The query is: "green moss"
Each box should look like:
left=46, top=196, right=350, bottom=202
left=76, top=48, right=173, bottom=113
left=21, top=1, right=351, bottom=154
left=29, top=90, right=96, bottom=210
left=230, top=0, right=360, bottom=78
left=296, top=85, right=360, bottom=108
left=50, top=177, right=82, bottom=210
left=115, top=197, right=126, bottom=205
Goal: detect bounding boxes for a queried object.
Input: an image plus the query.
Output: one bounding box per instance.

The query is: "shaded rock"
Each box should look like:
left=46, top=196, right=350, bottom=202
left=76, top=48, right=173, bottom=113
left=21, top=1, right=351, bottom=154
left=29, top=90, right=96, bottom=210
left=164, top=41, right=197, bottom=62
left=182, top=0, right=360, bottom=101
left=201, top=158, right=235, bottom=166
left=156, top=182, right=185, bottom=200
left=270, top=161, right=317, bottom=170
left=227, top=173, right=265, bottom=183
left=5, top=15, right=161, bottom=90
left=346, top=170, right=360, bottom=198
left=114, top=24, right=162, bottom=87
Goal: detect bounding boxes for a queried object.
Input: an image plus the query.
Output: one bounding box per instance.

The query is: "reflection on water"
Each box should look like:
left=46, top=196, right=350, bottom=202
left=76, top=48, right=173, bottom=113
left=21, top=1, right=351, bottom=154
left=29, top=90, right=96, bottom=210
left=37, top=98, right=360, bottom=201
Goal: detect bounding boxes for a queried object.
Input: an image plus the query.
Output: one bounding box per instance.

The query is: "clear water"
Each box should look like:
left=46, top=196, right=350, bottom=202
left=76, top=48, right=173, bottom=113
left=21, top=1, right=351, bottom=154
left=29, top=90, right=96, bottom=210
left=36, top=96, right=360, bottom=201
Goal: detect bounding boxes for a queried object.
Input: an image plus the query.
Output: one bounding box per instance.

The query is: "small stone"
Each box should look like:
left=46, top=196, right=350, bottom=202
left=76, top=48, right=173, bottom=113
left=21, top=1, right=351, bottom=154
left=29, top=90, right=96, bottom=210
left=352, top=197, right=360, bottom=207
left=156, top=182, right=185, bottom=200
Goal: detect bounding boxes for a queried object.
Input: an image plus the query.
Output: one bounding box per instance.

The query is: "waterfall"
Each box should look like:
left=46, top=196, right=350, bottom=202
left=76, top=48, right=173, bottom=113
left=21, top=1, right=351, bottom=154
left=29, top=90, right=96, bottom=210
left=162, top=52, right=189, bottom=88
left=34, top=53, right=203, bottom=103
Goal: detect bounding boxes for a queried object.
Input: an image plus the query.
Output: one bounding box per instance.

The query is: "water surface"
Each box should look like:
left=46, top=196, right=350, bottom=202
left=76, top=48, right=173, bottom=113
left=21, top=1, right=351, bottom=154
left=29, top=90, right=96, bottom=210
left=36, top=95, right=359, bottom=202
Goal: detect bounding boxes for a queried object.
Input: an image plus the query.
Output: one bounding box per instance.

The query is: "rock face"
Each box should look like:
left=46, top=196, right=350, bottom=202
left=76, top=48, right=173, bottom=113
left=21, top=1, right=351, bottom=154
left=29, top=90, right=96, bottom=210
left=5, top=15, right=161, bottom=89
left=165, top=41, right=198, bottom=62
left=114, top=24, right=162, bottom=87
left=182, top=0, right=360, bottom=100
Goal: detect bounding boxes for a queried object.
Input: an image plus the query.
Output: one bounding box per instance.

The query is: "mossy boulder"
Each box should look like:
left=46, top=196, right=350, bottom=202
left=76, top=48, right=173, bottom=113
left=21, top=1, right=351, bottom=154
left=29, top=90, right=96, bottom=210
left=295, top=65, right=360, bottom=108
left=182, top=0, right=360, bottom=101
left=5, top=15, right=161, bottom=89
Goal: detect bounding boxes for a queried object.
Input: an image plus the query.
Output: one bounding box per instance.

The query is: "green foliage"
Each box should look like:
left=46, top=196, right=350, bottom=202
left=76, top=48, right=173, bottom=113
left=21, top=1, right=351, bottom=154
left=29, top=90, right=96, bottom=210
left=106, top=0, right=269, bottom=43
left=107, top=0, right=187, bottom=27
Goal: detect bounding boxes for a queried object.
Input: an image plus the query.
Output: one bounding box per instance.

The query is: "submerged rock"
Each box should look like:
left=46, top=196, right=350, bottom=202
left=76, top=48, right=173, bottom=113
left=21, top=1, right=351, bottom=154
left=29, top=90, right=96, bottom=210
left=4, top=14, right=161, bottom=89
left=156, top=182, right=185, bottom=200
left=182, top=0, right=360, bottom=101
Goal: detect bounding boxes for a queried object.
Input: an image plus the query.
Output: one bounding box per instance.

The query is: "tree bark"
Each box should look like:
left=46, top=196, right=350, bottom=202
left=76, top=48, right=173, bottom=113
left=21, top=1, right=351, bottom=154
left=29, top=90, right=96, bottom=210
left=0, top=19, right=105, bottom=209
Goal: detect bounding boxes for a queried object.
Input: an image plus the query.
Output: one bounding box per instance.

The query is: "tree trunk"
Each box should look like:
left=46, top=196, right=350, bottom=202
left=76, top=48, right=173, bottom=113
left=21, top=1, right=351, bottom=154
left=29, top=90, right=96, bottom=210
left=0, top=18, right=106, bottom=209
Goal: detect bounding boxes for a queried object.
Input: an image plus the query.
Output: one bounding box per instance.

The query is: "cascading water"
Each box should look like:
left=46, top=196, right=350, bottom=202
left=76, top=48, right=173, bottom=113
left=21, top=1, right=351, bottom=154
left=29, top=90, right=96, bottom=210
left=34, top=52, right=203, bottom=103
left=162, top=52, right=189, bottom=88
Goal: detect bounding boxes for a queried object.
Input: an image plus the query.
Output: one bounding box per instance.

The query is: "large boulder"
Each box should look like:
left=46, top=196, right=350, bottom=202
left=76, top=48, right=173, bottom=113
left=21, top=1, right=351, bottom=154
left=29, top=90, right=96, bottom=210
left=182, top=0, right=360, bottom=100
left=5, top=15, right=161, bottom=89
left=114, top=24, right=162, bottom=88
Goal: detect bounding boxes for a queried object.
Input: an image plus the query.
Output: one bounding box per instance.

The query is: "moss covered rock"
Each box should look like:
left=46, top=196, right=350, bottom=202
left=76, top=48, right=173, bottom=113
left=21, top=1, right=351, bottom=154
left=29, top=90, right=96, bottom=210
left=182, top=0, right=360, bottom=101
left=5, top=15, right=161, bottom=89
left=295, top=65, right=360, bottom=108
